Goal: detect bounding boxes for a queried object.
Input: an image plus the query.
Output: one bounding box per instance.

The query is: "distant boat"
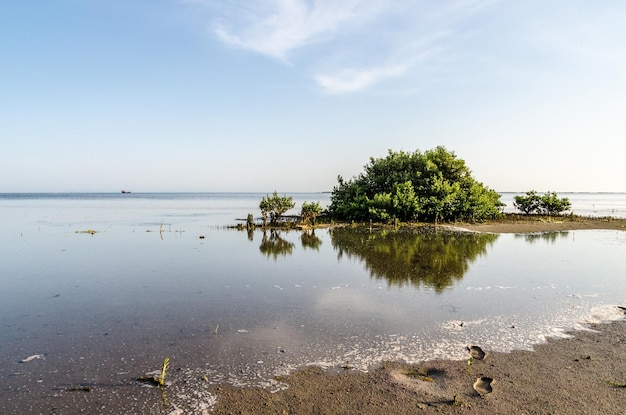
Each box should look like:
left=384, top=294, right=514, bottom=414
left=121, top=190, right=131, bottom=194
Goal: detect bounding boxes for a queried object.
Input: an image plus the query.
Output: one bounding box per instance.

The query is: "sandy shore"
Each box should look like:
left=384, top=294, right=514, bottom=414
left=209, top=218, right=626, bottom=415
left=451, top=215, right=626, bottom=234
left=211, top=319, right=626, bottom=414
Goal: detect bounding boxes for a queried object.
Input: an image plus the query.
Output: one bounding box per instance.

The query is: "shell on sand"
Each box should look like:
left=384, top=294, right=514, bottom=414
left=473, top=377, right=493, bottom=396
left=19, top=354, right=45, bottom=363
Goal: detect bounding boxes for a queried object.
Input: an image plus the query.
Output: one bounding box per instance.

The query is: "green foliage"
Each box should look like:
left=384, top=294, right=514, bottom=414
left=540, top=191, right=572, bottom=215
left=327, top=147, right=503, bottom=223
left=513, top=190, right=542, bottom=214
left=514, top=190, right=571, bottom=215
left=259, top=191, right=295, bottom=226
left=300, top=201, right=322, bottom=226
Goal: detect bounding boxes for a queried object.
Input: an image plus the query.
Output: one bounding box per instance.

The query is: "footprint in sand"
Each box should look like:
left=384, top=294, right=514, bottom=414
left=466, top=345, right=486, bottom=360
left=473, top=377, right=493, bottom=396
left=390, top=366, right=448, bottom=399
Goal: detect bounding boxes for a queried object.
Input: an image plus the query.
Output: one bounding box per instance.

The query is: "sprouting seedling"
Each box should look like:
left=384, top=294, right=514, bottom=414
left=453, top=394, right=463, bottom=406
left=341, top=360, right=353, bottom=370
left=159, top=357, right=170, bottom=386
left=467, top=356, right=473, bottom=375
left=606, top=380, right=626, bottom=388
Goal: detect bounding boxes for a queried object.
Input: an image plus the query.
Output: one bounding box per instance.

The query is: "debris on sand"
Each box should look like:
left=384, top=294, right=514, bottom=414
left=75, top=229, right=97, bottom=235
left=19, top=354, right=45, bottom=363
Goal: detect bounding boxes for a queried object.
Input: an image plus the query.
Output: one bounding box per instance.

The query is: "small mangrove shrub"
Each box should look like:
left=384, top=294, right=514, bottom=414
left=300, top=201, right=322, bottom=226
left=514, top=191, right=571, bottom=215
left=259, top=191, right=295, bottom=226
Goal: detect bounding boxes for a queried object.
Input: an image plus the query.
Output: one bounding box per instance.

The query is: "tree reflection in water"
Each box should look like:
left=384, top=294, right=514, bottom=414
left=300, top=230, right=322, bottom=251
left=330, top=227, right=499, bottom=292
left=514, top=231, right=569, bottom=244
left=259, top=230, right=295, bottom=259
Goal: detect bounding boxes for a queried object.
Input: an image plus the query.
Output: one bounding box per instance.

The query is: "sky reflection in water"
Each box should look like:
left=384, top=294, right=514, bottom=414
left=1, top=201, right=625, bottom=394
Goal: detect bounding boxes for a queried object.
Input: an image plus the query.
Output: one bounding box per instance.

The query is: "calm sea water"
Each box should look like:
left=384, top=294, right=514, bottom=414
left=1, top=192, right=625, bottom=412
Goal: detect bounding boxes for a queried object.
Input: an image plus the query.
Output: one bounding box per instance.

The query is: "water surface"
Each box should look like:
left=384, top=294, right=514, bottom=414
left=1, top=193, right=625, bottom=411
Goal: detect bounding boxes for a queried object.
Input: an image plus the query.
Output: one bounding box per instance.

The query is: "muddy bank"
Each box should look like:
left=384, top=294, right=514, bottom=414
left=451, top=215, right=626, bottom=234
left=212, top=319, right=626, bottom=415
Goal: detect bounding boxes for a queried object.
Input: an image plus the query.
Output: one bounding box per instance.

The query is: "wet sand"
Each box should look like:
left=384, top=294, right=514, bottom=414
left=211, top=319, right=626, bottom=415
left=8, top=316, right=625, bottom=414
left=452, top=215, right=626, bottom=234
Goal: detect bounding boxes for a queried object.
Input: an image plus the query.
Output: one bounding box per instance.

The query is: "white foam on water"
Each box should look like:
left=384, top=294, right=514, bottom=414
left=568, top=293, right=601, bottom=298
left=148, top=303, right=626, bottom=412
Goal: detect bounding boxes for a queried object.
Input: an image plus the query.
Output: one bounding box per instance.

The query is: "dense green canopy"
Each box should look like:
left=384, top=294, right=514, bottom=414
left=327, top=146, right=503, bottom=223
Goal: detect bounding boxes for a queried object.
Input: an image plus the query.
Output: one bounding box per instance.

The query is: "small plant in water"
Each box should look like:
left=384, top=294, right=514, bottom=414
left=75, top=229, right=97, bottom=235
left=136, top=357, right=171, bottom=387
left=159, top=357, right=170, bottom=387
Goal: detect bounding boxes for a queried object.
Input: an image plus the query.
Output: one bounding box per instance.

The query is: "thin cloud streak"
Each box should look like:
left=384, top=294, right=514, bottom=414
left=315, top=64, right=409, bottom=94
left=313, top=30, right=448, bottom=94
left=204, top=0, right=500, bottom=93
left=212, top=0, right=382, bottom=62
left=431, top=0, right=500, bottom=19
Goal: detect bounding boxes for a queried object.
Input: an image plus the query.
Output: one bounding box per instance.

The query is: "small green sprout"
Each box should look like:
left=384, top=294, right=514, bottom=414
left=453, top=394, right=463, bottom=406
left=606, top=380, right=626, bottom=388
left=159, top=357, right=170, bottom=387
left=467, top=356, right=473, bottom=375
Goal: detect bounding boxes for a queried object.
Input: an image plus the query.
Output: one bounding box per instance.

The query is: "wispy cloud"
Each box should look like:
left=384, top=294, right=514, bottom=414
left=431, top=0, right=501, bottom=19
left=211, top=0, right=381, bottom=62
left=192, top=0, right=499, bottom=93
left=313, top=27, right=448, bottom=94
left=314, top=64, right=409, bottom=94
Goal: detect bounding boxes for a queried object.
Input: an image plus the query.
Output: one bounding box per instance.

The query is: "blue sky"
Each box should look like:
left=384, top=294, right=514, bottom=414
left=1, top=0, right=625, bottom=193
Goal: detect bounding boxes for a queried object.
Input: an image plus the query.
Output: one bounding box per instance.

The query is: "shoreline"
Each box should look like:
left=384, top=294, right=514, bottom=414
left=211, top=318, right=626, bottom=414
left=209, top=219, right=626, bottom=414
left=238, top=214, right=626, bottom=234
left=451, top=215, right=626, bottom=234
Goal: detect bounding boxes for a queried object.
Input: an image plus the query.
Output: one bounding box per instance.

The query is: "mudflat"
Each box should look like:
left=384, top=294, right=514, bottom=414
left=452, top=215, right=626, bottom=234
left=212, top=319, right=626, bottom=415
